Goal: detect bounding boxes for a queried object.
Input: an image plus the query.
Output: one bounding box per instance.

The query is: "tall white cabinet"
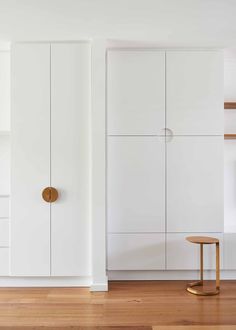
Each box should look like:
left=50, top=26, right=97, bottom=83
left=0, top=50, right=10, bottom=276
left=107, top=49, right=224, bottom=272
left=11, top=42, right=91, bottom=276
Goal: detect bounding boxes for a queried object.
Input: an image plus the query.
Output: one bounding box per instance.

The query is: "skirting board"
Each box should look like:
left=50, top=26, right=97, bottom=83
left=0, top=276, right=109, bottom=291
left=90, top=277, right=109, bottom=291
left=0, top=276, right=92, bottom=287
left=1, top=272, right=236, bottom=289
left=108, top=270, right=236, bottom=281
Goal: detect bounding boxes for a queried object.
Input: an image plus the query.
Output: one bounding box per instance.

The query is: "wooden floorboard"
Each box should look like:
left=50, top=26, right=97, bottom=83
left=153, top=327, right=236, bottom=329
left=0, top=327, right=235, bottom=330
left=0, top=281, right=236, bottom=328
left=0, top=328, right=152, bottom=330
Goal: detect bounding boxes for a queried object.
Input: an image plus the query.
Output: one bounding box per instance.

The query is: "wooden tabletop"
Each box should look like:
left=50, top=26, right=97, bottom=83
left=186, top=236, right=219, bottom=244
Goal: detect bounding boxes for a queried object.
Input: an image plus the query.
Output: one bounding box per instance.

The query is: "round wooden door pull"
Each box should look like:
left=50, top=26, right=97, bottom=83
left=42, top=187, right=58, bottom=203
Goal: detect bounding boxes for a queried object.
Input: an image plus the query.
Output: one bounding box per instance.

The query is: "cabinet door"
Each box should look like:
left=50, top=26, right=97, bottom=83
left=167, top=136, right=223, bottom=232
left=0, top=249, right=9, bottom=275
left=0, top=51, right=10, bottom=131
left=0, top=197, right=9, bottom=218
left=224, top=140, right=236, bottom=233
left=108, top=137, right=165, bottom=233
left=108, top=233, right=165, bottom=270
left=167, top=233, right=223, bottom=270
left=166, top=51, right=223, bottom=135
left=11, top=44, right=50, bottom=276
left=0, top=219, right=9, bottom=246
left=51, top=43, right=91, bottom=276
left=223, top=234, right=236, bottom=270
left=0, top=135, right=10, bottom=195
left=107, top=50, right=165, bottom=135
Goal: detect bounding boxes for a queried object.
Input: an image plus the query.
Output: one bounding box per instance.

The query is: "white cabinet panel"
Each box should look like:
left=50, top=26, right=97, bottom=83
left=51, top=43, right=91, bottom=276
left=0, top=248, right=9, bottom=275
left=167, top=136, right=223, bottom=232
left=0, top=220, right=9, bottom=246
left=107, top=50, right=165, bottom=135
left=0, top=197, right=9, bottom=218
left=0, top=135, right=10, bottom=195
left=224, top=111, right=236, bottom=135
left=167, top=233, right=223, bottom=270
left=224, top=140, right=236, bottom=233
left=11, top=44, right=50, bottom=276
left=0, top=51, right=10, bottom=131
left=108, top=233, right=165, bottom=270
left=166, top=51, right=224, bottom=135
left=224, top=49, right=236, bottom=102
left=223, top=234, right=236, bottom=270
left=108, top=137, right=165, bottom=233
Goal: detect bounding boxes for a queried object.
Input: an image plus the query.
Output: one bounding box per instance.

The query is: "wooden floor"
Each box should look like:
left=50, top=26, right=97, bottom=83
left=0, top=281, right=236, bottom=329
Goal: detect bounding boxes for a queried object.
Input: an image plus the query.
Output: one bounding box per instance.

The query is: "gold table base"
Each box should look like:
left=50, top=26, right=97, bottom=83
left=186, top=237, right=220, bottom=296
left=187, top=280, right=220, bottom=296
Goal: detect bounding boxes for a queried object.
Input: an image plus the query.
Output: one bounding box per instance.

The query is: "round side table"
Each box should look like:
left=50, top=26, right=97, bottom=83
left=186, top=236, right=220, bottom=296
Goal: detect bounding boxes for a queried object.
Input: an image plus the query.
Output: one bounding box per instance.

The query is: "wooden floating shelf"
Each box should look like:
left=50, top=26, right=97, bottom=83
left=224, top=134, right=236, bottom=140
left=224, top=102, right=236, bottom=109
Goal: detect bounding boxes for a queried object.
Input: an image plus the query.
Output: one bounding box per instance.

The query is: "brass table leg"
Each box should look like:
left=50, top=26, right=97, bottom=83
left=186, top=242, right=220, bottom=296
left=216, top=242, right=220, bottom=292
left=200, top=243, right=203, bottom=283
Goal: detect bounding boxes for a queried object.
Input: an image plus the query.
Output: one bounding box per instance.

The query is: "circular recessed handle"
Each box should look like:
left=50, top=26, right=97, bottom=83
left=159, top=128, right=174, bottom=137
left=165, top=128, right=173, bottom=136
left=165, top=128, right=174, bottom=143
left=42, top=187, right=58, bottom=203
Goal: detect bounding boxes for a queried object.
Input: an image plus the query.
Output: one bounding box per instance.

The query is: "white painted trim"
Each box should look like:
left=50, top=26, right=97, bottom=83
left=0, top=276, right=91, bottom=287
left=0, top=42, right=10, bottom=51
left=106, top=40, right=224, bottom=50
left=12, top=41, right=90, bottom=45
left=108, top=270, right=236, bottom=280
left=107, top=47, right=223, bottom=52
left=90, top=39, right=108, bottom=291
left=90, top=276, right=108, bottom=291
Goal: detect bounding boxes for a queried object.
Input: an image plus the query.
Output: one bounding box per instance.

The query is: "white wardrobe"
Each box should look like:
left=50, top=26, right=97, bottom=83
left=11, top=42, right=91, bottom=276
left=107, top=50, right=224, bottom=272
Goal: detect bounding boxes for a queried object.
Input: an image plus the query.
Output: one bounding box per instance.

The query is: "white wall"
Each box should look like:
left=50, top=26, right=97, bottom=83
left=0, top=0, right=235, bottom=48
left=0, top=1, right=235, bottom=282
left=224, top=49, right=236, bottom=233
